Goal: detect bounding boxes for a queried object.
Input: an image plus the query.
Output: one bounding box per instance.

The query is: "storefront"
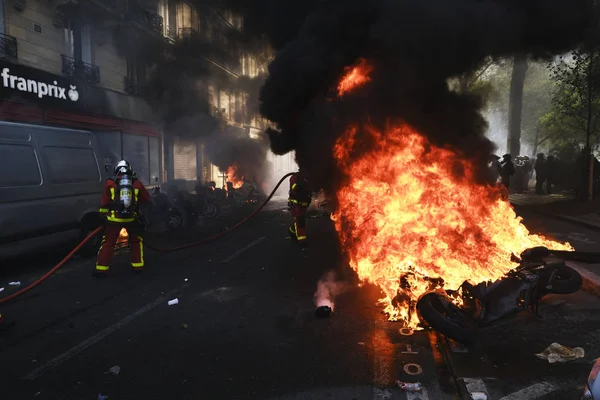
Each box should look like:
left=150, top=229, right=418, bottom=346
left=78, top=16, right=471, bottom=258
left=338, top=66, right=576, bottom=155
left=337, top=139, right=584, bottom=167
left=0, top=59, right=162, bottom=185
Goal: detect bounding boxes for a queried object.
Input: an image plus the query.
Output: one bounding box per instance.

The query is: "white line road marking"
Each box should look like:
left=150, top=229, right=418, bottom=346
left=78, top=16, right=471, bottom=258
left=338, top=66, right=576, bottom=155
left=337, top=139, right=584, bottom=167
left=498, top=382, right=555, bottom=400
left=220, top=236, right=266, bottom=263
left=407, top=387, right=429, bottom=400
left=463, top=378, right=490, bottom=398
left=24, top=288, right=179, bottom=380
left=373, top=388, right=393, bottom=400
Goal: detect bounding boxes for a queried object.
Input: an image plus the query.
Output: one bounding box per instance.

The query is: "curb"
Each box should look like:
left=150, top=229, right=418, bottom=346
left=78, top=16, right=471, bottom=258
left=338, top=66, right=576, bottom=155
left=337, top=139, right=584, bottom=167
left=544, top=213, right=600, bottom=233
left=565, top=262, right=600, bottom=299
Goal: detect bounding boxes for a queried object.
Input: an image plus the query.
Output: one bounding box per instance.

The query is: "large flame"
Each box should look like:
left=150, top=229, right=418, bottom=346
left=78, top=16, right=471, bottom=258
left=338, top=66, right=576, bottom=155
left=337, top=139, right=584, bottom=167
left=227, top=165, right=244, bottom=189
left=333, top=125, right=573, bottom=327
left=332, top=61, right=572, bottom=327
left=337, top=58, right=373, bottom=97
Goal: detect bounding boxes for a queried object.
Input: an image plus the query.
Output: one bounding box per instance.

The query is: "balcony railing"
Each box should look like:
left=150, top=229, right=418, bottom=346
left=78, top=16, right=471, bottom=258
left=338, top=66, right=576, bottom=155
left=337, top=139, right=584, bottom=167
left=129, top=9, right=163, bottom=37
left=61, top=55, right=100, bottom=85
left=0, top=33, right=18, bottom=59
left=124, top=76, right=140, bottom=96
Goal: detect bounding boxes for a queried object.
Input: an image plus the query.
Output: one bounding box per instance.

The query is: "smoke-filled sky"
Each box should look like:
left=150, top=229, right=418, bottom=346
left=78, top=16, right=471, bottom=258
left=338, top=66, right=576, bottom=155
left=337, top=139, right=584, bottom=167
left=214, top=0, right=595, bottom=194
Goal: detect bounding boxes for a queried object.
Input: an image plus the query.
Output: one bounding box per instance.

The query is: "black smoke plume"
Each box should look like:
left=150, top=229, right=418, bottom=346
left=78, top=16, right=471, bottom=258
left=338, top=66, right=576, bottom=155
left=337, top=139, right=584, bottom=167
left=236, top=0, right=594, bottom=196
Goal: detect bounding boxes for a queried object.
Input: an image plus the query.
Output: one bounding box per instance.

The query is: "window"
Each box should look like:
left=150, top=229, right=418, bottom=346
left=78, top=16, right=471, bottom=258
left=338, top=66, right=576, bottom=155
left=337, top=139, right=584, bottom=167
left=219, top=90, right=231, bottom=121
left=0, top=144, right=42, bottom=187
left=63, top=20, right=92, bottom=64
left=42, top=147, right=100, bottom=184
left=126, top=55, right=147, bottom=95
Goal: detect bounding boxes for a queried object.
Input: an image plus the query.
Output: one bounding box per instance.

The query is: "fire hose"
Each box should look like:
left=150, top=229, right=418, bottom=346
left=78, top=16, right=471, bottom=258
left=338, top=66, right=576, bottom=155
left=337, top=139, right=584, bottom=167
left=0, top=172, right=295, bottom=305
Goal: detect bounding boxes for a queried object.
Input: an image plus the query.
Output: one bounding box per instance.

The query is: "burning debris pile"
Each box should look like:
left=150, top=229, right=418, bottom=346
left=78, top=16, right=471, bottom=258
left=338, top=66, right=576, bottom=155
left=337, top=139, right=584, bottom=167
left=332, top=120, right=573, bottom=326
left=255, top=0, right=590, bottom=325
left=205, top=127, right=271, bottom=193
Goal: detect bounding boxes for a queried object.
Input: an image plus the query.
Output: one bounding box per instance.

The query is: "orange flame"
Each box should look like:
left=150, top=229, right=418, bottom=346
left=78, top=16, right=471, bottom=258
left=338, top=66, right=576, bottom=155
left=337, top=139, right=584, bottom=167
left=332, top=125, right=573, bottom=327
left=117, top=228, right=128, bottom=242
left=227, top=165, right=244, bottom=189
left=337, top=58, right=373, bottom=97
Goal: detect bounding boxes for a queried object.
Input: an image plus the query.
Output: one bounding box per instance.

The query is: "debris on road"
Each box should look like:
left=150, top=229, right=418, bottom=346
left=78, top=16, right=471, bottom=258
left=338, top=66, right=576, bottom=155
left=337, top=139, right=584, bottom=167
left=181, top=323, right=188, bottom=329
left=395, top=381, right=422, bottom=392
left=168, top=298, right=179, bottom=306
left=105, top=365, right=120, bottom=375
left=97, top=394, right=109, bottom=400
left=8, top=281, right=21, bottom=286
left=470, top=392, right=487, bottom=400
left=535, top=342, right=585, bottom=363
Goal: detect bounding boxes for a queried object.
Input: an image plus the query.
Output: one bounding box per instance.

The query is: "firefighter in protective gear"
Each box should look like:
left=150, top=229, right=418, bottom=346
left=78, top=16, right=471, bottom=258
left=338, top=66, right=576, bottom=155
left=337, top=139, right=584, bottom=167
left=288, top=171, right=312, bottom=244
left=95, top=160, right=151, bottom=276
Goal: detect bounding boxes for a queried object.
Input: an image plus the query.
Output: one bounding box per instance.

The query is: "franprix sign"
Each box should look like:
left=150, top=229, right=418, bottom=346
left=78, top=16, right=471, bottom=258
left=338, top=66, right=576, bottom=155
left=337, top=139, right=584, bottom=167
left=0, top=59, right=91, bottom=111
left=1, top=67, right=79, bottom=102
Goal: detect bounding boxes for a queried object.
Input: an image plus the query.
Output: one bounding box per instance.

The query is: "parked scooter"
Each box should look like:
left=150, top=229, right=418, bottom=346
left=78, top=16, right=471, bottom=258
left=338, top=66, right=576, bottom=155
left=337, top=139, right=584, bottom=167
left=142, top=186, right=185, bottom=230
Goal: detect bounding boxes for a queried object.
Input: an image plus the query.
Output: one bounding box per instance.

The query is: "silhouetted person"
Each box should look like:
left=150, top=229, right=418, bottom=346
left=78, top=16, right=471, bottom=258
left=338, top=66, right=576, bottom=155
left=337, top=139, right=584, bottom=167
left=521, top=156, right=532, bottom=192
left=514, top=156, right=526, bottom=193
left=499, top=154, right=515, bottom=191
left=489, top=155, right=501, bottom=184
left=546, top=155, right=557, bottom=194
left=534, top=153, right=547, bottom=194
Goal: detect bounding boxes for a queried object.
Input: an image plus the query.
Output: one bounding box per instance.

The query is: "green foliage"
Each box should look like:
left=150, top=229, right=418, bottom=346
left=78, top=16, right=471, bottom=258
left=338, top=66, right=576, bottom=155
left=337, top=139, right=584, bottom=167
left=544, top=47, right=600, bottom=150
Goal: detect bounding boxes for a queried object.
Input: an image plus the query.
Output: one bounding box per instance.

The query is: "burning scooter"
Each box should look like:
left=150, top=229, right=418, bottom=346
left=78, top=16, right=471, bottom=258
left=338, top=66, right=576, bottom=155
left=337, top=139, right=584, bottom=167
left=415, top=246, right=583, bottom=343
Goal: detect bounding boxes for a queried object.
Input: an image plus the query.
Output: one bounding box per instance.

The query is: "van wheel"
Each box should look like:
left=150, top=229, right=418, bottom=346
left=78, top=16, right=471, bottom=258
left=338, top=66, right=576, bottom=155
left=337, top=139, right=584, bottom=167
left=79, top=223, right=103, bottom=257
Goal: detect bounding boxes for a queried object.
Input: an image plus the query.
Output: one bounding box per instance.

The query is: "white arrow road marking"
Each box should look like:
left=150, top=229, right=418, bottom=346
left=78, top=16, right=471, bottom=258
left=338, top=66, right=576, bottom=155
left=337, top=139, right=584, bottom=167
left=498, top=382, right=555, bottom=400
left=220, top=236, right=266, bottom=263
left=406, top=387, right=429, bottom=400
left=462, top=378, right=490, bottom=398
left=373, top=388, right=393, bottom=399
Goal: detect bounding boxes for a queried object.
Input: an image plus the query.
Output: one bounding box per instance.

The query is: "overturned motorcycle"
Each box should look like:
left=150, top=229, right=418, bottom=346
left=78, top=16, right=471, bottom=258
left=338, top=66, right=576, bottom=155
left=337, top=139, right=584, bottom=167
left=415, top=246, right=584, bottom=344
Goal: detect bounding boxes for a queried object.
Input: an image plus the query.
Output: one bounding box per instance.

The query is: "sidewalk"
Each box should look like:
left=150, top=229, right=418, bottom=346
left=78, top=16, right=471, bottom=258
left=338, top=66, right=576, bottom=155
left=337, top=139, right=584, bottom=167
left=510, top=191, right=600, bottom=231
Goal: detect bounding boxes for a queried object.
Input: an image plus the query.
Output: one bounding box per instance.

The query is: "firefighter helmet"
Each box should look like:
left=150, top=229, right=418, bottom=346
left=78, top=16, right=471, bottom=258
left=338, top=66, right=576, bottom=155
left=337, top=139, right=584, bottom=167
left=114, top=160, right=132, bottom=176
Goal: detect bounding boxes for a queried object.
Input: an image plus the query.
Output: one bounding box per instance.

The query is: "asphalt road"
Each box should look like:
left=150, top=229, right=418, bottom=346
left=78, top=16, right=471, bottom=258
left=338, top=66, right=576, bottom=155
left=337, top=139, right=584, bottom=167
left=0, top=200, right=599, bottom=400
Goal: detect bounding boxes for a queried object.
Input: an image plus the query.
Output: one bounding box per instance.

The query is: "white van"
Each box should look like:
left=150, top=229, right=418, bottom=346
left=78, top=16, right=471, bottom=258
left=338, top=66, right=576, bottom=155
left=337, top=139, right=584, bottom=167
left=0, top=122, right=108, bottom=259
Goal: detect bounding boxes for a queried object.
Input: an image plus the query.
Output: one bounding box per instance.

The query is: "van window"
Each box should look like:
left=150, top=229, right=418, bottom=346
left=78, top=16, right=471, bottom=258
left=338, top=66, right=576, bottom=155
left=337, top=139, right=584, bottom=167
left=43, top=146, right=100, bottom=184
left=0, top=144, right=42, bottom=187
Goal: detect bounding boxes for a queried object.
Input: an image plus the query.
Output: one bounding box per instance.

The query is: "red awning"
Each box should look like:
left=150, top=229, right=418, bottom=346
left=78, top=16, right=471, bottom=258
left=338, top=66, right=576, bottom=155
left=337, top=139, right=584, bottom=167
left=0, top=100, right=159, bottom=137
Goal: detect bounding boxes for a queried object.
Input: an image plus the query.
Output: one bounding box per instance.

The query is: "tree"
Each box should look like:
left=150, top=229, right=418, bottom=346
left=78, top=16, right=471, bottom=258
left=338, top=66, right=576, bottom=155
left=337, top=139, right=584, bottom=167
left=548, top=47, right=600, bottom=199
left=507, top=54, right=528, bottom=156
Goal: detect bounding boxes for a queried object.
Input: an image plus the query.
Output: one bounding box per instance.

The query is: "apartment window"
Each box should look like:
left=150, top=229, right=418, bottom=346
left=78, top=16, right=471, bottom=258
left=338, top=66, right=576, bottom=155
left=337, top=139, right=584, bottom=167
left=63, top=20, right=92, bottom=64
left=242, top=55, right=258, bottom=77
left=125, top=55, right=146, bottom=95
left=219, top=90, right=231, bottom=121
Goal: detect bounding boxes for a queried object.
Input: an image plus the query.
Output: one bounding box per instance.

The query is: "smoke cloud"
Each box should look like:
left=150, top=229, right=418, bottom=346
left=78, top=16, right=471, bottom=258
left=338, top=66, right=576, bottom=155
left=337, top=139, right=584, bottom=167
left=313, top=271, right=352, bottom=310
left=248, top=0, right=594, bottom=196
left=204, top=126, right=271, bottom=188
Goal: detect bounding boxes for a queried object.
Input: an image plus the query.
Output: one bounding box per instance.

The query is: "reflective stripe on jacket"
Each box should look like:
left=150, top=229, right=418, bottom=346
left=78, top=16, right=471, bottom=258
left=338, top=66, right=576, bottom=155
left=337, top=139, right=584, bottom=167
left=99, top=178, right=151, bottom=222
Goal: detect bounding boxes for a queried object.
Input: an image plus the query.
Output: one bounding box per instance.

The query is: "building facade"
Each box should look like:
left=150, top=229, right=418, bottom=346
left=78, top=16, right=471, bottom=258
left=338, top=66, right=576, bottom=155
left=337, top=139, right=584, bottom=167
left=0, top=0, right=162, bottom=184
left=0, top=0, right=294, bottom=187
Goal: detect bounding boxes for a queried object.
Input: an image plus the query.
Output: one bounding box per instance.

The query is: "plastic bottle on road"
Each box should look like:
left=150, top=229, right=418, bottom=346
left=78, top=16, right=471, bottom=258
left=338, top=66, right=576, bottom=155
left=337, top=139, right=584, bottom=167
left=396, top=380, right=422, bottom=392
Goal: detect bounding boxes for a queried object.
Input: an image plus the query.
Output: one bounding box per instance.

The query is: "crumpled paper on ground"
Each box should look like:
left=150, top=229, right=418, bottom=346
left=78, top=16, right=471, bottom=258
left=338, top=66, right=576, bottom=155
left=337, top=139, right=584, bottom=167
left=535, top=342, right=585, bottom=363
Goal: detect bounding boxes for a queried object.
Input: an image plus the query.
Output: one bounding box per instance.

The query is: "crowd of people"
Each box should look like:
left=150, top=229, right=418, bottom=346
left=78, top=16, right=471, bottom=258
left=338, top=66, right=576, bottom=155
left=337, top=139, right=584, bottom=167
left=490, top=152, right=558, bottom=195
